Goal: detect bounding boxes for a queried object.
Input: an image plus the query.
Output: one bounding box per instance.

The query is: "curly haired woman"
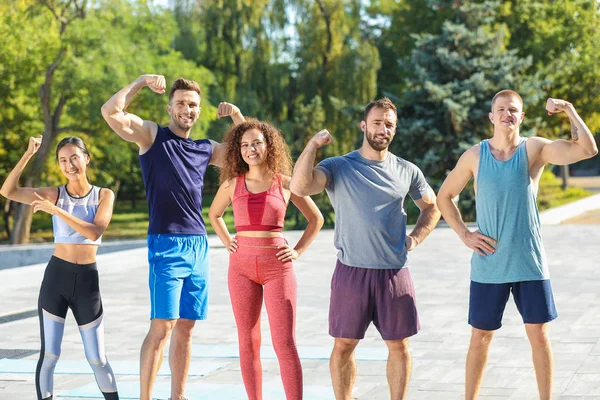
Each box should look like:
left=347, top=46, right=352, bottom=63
left=209, top=119, right=324, bottom=400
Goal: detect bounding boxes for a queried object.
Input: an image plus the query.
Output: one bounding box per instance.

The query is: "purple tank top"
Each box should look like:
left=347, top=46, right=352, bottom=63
left=139, top=126, right=213, bottom=235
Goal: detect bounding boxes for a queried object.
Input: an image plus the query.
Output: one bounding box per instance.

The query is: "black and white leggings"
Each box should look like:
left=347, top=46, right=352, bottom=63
left=36, top=256, right=119, bottom=400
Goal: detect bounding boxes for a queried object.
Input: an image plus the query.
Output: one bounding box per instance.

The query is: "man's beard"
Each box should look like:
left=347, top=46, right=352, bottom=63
left=365, top=128, right=391, bottom=151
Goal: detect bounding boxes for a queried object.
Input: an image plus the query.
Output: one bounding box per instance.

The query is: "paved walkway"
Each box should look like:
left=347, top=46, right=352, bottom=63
left=1, top=226, right=600, bottom=399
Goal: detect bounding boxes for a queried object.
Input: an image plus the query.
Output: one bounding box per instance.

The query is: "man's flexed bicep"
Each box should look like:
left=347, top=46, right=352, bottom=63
left=101, top=74, right=164, bottom=152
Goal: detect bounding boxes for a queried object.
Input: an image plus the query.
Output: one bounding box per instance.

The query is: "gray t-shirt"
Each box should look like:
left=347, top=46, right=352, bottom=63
left=316, top=150, right=432, bottom=269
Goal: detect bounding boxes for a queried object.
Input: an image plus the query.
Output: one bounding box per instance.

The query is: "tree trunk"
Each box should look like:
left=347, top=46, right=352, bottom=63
left=2, top=199, right=13, bottom=240
left=561, top=164, right=569, bottom=191
left=10, top=203, right=33, bottom=244
left=9, top=1, right=87, bottom=244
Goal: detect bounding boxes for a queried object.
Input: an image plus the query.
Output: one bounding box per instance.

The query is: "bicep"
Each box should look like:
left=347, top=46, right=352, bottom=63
left=7, top=187, right=57, bottom=205
left=104, top=111, right=154, bottom=146
left=308, top=168, right=328, bottom=196
left=540, top=139, right=583, bottom=166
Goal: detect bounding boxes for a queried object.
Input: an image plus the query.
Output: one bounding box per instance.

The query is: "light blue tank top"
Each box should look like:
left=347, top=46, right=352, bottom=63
left=471, top=139, right=548, bottom=283
left=52, top=185, right=102, bottom=245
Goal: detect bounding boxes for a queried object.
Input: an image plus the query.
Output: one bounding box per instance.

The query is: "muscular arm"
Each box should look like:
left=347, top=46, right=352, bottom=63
left=0, top=137, right=57, bottom=205
left=101, top=75, right=164, bottom=152
left=539, top=100, right=598, bottom=165
left=290, top=131, right=332, bottom=196
left=407, top=190, right=440, bottom=249
left=437, top=148, right=496, bottom=256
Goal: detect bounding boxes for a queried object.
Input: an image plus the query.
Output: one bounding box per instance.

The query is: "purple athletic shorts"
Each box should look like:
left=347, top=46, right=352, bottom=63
left=329, top=260, right=420, bottom=340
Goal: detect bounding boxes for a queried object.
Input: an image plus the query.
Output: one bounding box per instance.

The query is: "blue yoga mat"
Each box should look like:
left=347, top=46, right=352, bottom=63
left=0, top=358, right=227, bottom=376
left=60, top=382, right=336, bottom=399
left=192, top=344, right=389, bottom=361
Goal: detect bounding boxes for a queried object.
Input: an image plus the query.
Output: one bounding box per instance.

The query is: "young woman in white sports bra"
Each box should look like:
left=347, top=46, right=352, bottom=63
left=0, top=136, right=119, bottom=400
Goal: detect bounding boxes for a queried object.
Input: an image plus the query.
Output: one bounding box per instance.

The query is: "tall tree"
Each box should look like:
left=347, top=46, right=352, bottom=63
left=1, top=0, right=216, bottom=242
left=501, top=0, right=600, bottom=137
left=393, top=1, right=541, bottom=218
left=8, top=0, right=87, bottom=244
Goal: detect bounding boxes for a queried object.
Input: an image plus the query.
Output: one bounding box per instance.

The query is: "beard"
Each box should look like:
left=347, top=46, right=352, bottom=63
left=365, top=127, right=391, bottom=151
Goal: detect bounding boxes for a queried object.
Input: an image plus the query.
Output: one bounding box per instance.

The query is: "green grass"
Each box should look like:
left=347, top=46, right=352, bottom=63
left=537, top=169, right=592, bottom=211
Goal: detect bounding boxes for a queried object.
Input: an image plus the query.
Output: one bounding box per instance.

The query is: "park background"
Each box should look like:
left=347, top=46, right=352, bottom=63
left=1, top=0, right=599, bottom=244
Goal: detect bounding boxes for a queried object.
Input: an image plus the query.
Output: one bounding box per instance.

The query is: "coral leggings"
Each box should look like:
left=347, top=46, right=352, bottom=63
left=228, top=236, right=302, bottom=400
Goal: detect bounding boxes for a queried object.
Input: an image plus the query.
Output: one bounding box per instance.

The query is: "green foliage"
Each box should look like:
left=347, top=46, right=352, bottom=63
left=501, top=0, right=600, bottom=133
left=1, top=0, right=598, bottom=241
left=537, top=168, right=591, bottom=211
left=392, top=1, right=543, bottom=217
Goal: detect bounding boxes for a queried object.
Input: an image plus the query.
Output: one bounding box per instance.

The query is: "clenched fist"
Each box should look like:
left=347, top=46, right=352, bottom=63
left=546, top=98, right=571, bottom=116
left=26, top=136, right=43, bottom=156
left=310, top=129, right=333, bottom=148
left=217, top=102, right=241, bottom=118
left=140, top=74, right=166, bottom=94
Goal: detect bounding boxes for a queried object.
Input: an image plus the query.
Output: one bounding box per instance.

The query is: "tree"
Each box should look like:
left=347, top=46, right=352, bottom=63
left=0, top=0, right=217, bottom=242
left=500, top=0, right=600, bottom=138
left=393, top=1, right=542, bottom=219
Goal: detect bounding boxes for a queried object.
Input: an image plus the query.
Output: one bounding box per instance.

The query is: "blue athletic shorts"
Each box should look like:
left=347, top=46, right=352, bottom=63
left=469, top=279, right=557, bottom=331
left=147, top=234, right=210, bottom=320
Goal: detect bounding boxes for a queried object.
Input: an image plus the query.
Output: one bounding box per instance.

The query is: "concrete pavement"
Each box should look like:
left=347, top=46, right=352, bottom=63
left=1, top=226, right=600, bottom=399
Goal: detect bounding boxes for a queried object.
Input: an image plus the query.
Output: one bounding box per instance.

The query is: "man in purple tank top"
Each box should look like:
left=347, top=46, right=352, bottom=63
left=437, top=90, right=597, bottom=400
left=102, top=74, right=245, bottom=400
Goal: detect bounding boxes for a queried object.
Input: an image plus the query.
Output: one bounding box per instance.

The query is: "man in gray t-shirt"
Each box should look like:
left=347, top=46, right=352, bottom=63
left=290, top=98, right=440, bottom=400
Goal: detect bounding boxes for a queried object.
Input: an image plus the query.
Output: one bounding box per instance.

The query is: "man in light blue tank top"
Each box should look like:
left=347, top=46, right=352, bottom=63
left=291, top=98, right=441, bottom=399
left=102, top=75, right=246, bottom=400
left=437, top=90, right=598, bottom=400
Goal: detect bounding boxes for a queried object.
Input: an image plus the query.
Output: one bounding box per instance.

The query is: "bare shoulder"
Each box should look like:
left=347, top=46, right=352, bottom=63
left=526, top=136, right=551, bottom=149
left=524, top=136, right=551, bottom=160
left=99, top=188, right=116, bottom=202
left=460, top=144, right=480, bottom=165
left=222, top=177, right=236, bottom=190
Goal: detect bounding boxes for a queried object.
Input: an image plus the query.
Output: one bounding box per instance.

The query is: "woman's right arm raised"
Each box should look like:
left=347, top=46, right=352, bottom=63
left=0, top=136, right=58, bottom=205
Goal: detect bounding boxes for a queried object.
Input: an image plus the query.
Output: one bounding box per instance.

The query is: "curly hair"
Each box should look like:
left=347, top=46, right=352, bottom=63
left=220, top=118, right=292, bottom=183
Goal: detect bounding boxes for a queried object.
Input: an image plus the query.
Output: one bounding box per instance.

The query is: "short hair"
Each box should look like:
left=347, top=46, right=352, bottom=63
left=364, top=97, right=398, bottom=121
left=56, top=136, right=90, bottom=161
left=491, top=90, right=523, bottom=111
left=168, top=78, right=202, bottom=103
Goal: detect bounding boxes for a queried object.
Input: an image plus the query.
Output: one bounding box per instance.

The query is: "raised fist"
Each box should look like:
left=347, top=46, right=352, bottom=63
left=26, top=136, right=43, bottom=156
left=310, top=129, right=333, bottom=148
left=217, top=102, right=240, bottom=118
left=141, top=74, right=166, bottom=94
left=546, top=98, right=571, bottom=116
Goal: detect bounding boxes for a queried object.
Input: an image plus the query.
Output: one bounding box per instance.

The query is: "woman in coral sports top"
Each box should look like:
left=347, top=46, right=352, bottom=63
left=209, top=119, right=324, bottom=400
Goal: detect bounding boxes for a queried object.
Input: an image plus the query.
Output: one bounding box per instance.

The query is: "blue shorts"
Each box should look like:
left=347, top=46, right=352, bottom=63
left=147, top=234, right=210, bottom=320
left=469, top=280, right=557, bottom=331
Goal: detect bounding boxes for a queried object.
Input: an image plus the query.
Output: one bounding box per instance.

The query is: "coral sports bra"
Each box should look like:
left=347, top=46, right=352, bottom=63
left=232, top=174, right=286, bottom=232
